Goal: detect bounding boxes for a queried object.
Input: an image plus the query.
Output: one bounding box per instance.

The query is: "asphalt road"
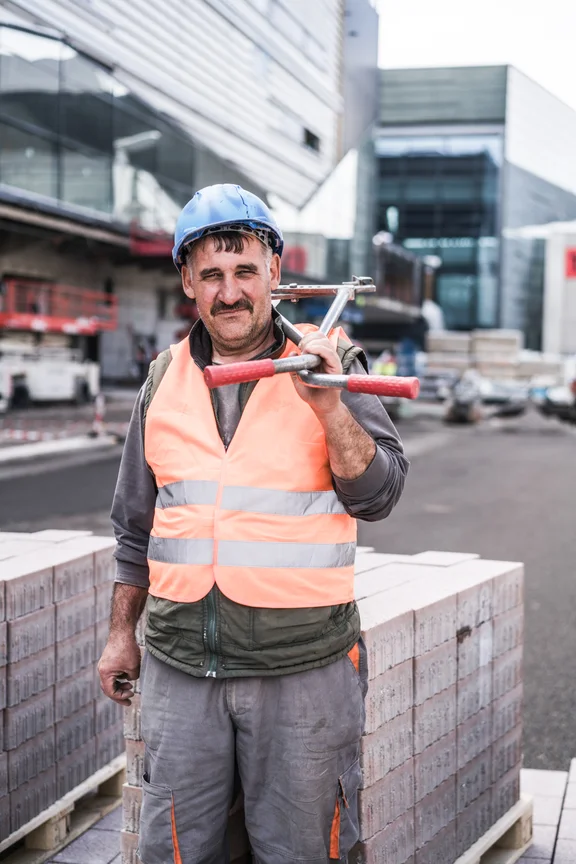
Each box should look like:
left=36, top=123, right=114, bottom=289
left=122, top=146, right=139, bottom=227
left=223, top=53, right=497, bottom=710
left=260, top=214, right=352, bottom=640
left=1, top=410, right=575, bottom=770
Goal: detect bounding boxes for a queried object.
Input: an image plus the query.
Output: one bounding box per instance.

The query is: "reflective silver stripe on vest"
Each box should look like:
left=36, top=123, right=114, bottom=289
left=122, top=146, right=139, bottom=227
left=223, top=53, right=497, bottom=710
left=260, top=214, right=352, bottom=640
left=217, top=540, right=356, bottom=569
left=220, top=486, right=346, bottom=516
left=155, top=481, right=219, bottom=509
left=148, top=536, right=214, bottom=565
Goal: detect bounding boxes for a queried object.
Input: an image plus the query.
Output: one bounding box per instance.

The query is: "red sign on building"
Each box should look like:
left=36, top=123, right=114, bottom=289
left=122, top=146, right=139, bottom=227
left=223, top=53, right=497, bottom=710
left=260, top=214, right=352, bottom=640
left=566, top=248, right=576, bottom=278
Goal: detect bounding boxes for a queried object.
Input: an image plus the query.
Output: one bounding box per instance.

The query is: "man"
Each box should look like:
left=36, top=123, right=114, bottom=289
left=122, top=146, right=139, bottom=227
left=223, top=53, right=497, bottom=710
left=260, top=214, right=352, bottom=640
left=99, top=184, right=409, bottom=864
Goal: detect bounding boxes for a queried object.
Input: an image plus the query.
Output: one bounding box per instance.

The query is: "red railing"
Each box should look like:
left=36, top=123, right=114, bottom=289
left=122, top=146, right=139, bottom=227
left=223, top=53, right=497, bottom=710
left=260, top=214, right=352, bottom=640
left=0, top=279, right=118, bottom=335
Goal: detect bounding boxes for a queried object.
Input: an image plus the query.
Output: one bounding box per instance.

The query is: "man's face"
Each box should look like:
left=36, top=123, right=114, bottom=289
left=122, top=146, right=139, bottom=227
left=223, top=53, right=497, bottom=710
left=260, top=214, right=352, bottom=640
left=181, top=235, right=281, bottom=353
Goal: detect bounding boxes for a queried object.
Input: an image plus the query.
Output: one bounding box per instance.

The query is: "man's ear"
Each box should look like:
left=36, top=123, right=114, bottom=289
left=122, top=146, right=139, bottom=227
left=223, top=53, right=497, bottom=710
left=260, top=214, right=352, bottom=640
left=181, top=265, right=195, bottom=300
left=270, top=253, right=281, bottom=291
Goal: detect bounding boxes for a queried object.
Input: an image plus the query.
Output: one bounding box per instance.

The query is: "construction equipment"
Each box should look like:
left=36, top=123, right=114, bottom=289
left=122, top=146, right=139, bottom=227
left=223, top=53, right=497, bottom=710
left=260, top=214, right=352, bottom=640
left=204, top=277, right=420, bottom=399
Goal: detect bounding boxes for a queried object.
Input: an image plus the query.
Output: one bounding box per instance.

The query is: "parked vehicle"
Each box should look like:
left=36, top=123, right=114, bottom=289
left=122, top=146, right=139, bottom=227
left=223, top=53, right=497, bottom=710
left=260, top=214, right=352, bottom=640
left=444, top=371, right=529, bottom=424
left=536, top=381, right=576, bottom=424
left=0, top=342, right=99, bottom=411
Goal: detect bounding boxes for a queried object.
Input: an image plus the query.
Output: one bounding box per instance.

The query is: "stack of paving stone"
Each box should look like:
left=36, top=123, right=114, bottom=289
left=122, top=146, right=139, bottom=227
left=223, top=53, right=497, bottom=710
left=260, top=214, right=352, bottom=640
left=122, top=548, right=524, bottom=864
left=350, top=549, right=524, bottom=864
left=425, top=332, right=472, bottom=375
left=0, top=530, right=122, bottom=844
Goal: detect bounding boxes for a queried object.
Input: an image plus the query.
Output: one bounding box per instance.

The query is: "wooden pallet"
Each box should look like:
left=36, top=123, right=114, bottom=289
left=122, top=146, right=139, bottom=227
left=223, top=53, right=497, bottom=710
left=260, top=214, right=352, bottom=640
left=455, top=794, right=533, bottom=864
left=0, top=755, right=126, bottom=864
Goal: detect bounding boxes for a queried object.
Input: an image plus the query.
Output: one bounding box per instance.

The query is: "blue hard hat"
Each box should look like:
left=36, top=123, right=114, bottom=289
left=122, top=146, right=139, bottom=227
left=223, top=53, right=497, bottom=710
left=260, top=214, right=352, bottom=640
left=172, top=184, right=284, bottom=271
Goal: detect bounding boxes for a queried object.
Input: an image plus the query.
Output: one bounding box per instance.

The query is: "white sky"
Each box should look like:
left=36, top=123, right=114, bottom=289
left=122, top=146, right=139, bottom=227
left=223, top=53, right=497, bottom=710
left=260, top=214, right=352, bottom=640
left=377, top=0, right=576, bottom=112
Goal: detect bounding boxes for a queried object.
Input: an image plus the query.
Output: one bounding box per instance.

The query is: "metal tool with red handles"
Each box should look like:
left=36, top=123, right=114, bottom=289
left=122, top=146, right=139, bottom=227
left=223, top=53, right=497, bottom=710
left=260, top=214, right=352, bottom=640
left=203, top=276, right=420, bottom=400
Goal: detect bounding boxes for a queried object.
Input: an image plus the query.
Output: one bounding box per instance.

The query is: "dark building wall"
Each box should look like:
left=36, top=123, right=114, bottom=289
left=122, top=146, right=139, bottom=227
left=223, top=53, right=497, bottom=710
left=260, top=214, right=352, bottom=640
left=371, top=129, right=504, bottom=330
left=379, top=66, right=507, bottom=126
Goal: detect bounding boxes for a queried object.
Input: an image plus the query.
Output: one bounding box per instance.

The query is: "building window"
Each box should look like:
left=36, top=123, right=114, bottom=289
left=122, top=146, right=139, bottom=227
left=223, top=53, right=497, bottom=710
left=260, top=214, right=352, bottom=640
left=303, top=128, right=320, bottom=153
left=0, top=123, right=57, bottom=198
left=61, top=146, right=112, bottom=213
left=375, top=132, right=504, bottom=328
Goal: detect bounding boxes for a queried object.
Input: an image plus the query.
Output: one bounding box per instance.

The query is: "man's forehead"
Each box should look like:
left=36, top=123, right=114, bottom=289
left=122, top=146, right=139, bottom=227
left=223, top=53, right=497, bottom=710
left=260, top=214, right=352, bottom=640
left=193, top=234, right=265, bottom=266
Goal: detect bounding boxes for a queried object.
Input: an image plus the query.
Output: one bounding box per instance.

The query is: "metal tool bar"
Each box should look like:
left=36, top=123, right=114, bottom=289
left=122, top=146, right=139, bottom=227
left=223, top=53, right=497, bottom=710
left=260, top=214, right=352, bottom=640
left=203, top=274, right=420, bottom=398
left=298, top=371, right=420, bottom=399
left=276, top=285, right=351, bottom=371
left=271, top=275, right=376, bottom=301
left=203, top=355, right=318, bottom=388
left=279, top=315, right=305, bottom=347
left=205, top=360, right=419, bottom=398
left=318, top=285, right=351, bottom=336
left=268, top=355, right=321, bottom=374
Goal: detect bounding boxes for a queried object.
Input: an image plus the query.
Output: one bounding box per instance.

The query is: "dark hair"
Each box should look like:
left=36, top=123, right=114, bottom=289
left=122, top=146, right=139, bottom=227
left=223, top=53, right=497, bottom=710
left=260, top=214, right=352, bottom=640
left=185, top=230, right=271, bottom=267
left=203, top=231, right=248, bottom=254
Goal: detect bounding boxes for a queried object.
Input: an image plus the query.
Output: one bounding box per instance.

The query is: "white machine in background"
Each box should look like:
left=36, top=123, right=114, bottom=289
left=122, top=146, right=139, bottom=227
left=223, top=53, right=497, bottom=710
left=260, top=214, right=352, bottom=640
left=0, top=341, right=100, bottom=411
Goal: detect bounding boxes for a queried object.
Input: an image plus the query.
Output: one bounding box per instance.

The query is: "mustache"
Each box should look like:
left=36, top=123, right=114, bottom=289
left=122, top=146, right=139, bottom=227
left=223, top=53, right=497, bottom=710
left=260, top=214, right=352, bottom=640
left=211, top=299, right=254, bottom=316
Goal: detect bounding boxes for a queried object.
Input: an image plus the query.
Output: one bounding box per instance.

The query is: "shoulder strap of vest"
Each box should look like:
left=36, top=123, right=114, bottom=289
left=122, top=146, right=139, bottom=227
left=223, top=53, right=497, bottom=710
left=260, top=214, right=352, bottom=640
left=143, top=348, right=172, bottom=430
left=336, top=337, right=369, bottom=374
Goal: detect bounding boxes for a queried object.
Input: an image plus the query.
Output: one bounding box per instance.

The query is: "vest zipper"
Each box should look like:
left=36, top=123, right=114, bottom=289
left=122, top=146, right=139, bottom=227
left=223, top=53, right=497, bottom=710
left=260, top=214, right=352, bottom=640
left=205, top=588, right=218, bottom=678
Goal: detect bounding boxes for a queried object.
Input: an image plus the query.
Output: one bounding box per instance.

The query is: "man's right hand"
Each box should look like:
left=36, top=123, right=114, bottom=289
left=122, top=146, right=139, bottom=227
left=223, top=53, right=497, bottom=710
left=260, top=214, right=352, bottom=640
left=98, top=633, right=142, bottom=705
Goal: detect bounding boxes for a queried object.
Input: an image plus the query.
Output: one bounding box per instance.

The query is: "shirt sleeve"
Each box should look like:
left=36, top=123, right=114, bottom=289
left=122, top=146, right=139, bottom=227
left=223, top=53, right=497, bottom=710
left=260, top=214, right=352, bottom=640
left=333, top=358, right=410, bottom=522
left=110, top=386, right=155, bottom=588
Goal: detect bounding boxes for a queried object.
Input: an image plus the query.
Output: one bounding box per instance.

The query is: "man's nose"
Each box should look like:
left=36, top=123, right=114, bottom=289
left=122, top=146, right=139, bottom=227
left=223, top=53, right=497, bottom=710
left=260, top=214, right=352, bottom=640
left=217, top=274, right=244, bottom=304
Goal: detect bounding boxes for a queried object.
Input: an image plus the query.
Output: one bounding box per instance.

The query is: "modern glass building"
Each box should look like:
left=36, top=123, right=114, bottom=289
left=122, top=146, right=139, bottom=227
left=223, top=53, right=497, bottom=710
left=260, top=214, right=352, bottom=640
left=362, top=66, right=576, bottom=347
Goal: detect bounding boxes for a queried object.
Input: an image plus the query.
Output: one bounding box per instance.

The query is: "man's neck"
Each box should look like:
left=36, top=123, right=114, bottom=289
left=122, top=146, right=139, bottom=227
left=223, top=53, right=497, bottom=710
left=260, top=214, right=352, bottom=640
left=211, top=319, right=276, bottom=364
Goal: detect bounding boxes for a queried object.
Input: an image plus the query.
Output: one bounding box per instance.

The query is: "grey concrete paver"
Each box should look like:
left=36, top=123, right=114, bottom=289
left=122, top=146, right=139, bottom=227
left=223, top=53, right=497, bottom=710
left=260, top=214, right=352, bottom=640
left=534, top=796, right=565, bottom=826
left=523, top=825, right=557, bottom=859
left=523, top=770, right=569, bottom=799
left=554, top=838, right=576, bottom=863
left=518, top=859, right=551, bottom=864
left=92, top=805, right=122, bottom=832
left=558, top=811, right=576, bottom=840
left=49, top=829, right=120, bottom=864
left=564, top=784, right=576, bottom=810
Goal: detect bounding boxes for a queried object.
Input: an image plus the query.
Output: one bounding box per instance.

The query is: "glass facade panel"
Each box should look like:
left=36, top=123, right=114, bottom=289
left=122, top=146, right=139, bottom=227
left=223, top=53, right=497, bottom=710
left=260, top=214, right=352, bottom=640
left=436, top=274, right=476, bottom=330
left=156, top=123, right=194, bottom=187
left=0, top=25, right=199, bottom=232
left=0, top=122, right=57, bottom=198
left=61, top=146, right=112, bottom=212
left=60, top=50, right=113, bottom=153
left=375, top=131, right=504, bottom=328
left=0, top=27, right=60, bottom=131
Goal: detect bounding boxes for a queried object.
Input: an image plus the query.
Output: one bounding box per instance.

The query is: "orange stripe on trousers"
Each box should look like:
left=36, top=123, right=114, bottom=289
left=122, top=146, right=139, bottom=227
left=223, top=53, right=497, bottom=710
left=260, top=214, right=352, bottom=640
left=329, top=796, right=340, bottom=859
left=171, top=799, right=182, bottom=864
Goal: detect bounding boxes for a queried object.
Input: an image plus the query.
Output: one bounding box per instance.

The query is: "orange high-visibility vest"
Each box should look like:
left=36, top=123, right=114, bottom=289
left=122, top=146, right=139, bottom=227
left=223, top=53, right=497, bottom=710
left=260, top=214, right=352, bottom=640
left=144, top=327, right=357, bottom=609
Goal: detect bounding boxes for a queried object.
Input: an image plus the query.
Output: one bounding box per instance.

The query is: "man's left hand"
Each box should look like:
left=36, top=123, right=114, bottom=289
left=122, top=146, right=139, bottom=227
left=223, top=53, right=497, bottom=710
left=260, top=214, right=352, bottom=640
left=290, top=332, right=343, bottom=418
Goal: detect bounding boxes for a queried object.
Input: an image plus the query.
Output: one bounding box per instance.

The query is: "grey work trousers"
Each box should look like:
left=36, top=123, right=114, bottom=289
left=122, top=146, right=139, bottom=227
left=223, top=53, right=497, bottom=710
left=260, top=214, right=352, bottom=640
left=137, top=647, right=367, bottom=864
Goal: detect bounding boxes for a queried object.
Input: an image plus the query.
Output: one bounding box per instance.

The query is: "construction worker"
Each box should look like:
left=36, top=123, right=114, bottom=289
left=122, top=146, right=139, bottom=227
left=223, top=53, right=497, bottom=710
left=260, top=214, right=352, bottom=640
left=99, top=184, right=409, bottom=863
left=372, top=349, right=397, bottom=377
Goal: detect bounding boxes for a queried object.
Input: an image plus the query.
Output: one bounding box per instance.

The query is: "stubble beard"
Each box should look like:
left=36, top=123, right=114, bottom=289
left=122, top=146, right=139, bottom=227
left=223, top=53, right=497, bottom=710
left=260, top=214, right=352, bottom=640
left=207, top=307, right=273, bottom=357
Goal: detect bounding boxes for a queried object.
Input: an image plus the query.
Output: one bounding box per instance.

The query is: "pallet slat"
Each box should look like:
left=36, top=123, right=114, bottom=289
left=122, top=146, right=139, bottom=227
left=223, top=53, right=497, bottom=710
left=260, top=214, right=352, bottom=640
left=0, top=755, right=126, bottom=860
left=454, top=794, right=533, bottom=864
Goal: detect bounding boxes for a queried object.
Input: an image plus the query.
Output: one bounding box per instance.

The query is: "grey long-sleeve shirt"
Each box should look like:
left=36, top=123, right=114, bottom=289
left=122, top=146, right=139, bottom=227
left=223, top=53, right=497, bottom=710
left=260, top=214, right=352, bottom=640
left=112, top=322, right=409, bottom=589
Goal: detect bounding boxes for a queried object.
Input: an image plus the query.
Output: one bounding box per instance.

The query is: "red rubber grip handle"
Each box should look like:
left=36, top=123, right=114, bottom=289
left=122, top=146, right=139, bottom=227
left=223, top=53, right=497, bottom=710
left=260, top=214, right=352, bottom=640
left=204, top=359, right=276, bottom=388
left=347, top=375, right=420, bottom=399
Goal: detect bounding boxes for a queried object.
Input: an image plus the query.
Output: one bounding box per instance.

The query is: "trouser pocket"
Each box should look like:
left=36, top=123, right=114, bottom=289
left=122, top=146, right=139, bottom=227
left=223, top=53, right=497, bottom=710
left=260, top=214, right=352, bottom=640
left=138, top=774, right=179, bottom=864
left=329, top=759, right=362, bottom=860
